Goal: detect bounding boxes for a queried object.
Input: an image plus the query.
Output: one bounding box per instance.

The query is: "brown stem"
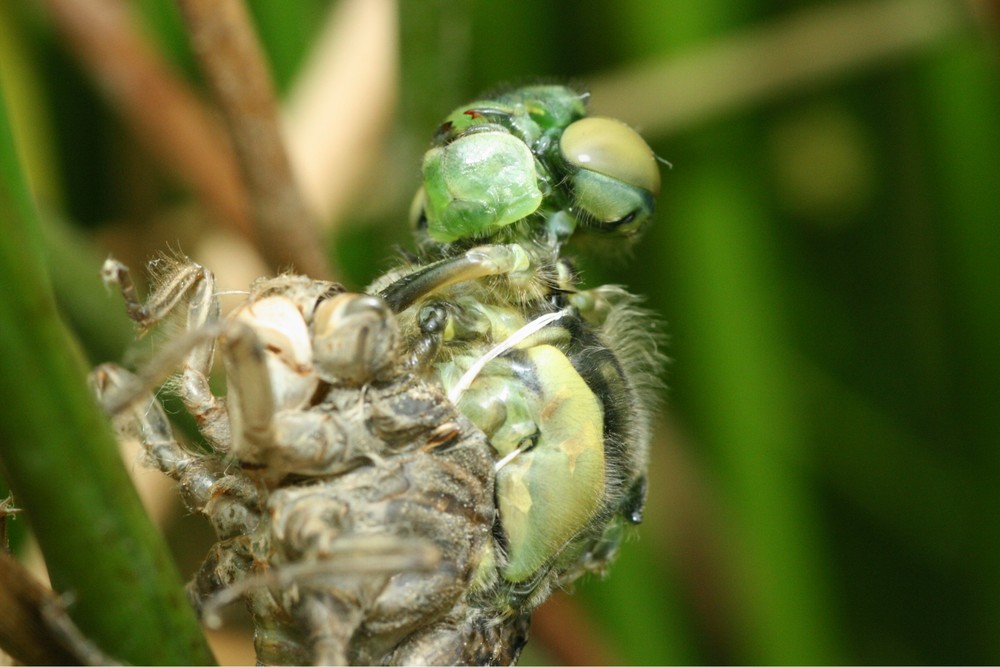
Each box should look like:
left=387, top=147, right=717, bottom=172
left=0, top=552, right=82, bottom=665
left=42, top=0, right=251, bottom=240
left=175, top=0, right=333, bottom=280
left=283, top=0, right=398, bottom=226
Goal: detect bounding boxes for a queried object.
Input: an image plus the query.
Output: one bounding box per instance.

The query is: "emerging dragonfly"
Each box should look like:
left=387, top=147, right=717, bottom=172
left=92, top=85, right=662, bottom=665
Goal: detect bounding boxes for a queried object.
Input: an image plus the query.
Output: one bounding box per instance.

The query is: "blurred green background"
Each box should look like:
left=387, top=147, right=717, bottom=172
left=2, top=0, right=1000, bottom=664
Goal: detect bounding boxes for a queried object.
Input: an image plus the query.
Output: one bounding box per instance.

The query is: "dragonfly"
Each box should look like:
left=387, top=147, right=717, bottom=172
left=92, top=84, right=662, bottom=665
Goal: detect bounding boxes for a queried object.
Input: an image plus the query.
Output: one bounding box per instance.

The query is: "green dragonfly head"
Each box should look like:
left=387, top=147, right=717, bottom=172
left=412, top=85, right=661, bottom=244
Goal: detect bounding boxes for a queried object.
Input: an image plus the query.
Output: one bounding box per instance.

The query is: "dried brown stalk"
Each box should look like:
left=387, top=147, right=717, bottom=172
left=42, top=0, right=251, bottom=240
left=283, top=0, right=398, bottom=226
left=0, top=501, right=107, bottom=665
left=0, top=551, right=82, bottom=665
left=176, top=0, right=333, bottom=280
left=588, top=0, right=968, bottom=136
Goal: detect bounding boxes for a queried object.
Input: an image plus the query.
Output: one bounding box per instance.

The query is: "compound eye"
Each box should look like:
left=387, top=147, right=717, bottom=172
left=312, top=294, right=398, bottom=385
left=560, top=117, right=660, bottom=196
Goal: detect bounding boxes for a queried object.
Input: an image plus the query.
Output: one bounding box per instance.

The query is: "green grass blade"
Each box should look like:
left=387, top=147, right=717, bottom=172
left=0, top=79, right=215, bottom=665
left=666, top=155, right=844, bottom=663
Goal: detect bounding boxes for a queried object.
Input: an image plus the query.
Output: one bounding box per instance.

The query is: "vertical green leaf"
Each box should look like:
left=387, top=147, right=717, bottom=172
left=0, top=80, right=214, bottom=665
left=667, top=157, right=843, bottom=662
left=917, top=36, right=1000, bottom=657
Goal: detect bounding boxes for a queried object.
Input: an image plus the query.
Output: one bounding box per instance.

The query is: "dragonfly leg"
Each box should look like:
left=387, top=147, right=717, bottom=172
left=378, top=243, right=533, bottom=312
left=300, top=593, right=364, bottom=666
left=101, top=257, right=231, bottom=452
left=91, top=363, right=265, bottom=625
left=91, top=363, right=262, bottom=539
left=101, top=256, right=218, bottom=367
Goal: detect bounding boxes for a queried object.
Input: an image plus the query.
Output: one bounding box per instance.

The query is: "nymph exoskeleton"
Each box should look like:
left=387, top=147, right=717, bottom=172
left=369, top=84, right=664, bottom=645
left=92, top=256, right=502, bottom=665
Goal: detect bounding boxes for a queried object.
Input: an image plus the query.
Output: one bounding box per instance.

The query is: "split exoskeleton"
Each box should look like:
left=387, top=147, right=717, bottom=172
left=93, top=260, right=508, bottom=665
left=93, top=85, right=662, bottom=665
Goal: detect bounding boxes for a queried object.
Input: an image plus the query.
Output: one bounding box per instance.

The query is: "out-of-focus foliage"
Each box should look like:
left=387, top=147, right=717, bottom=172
left=0, top=35, right=214, bottom=665
left=1, top=0, right=999, bottom=664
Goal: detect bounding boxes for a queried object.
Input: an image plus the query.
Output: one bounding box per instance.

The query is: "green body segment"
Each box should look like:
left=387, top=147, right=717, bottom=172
left=491, top=345, right=605, bottom=582
left=435, top=303, right=608, bottom=584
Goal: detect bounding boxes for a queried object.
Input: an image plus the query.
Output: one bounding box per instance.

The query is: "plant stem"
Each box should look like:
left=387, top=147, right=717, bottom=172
left=176, top=0, right=334, bottom=280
